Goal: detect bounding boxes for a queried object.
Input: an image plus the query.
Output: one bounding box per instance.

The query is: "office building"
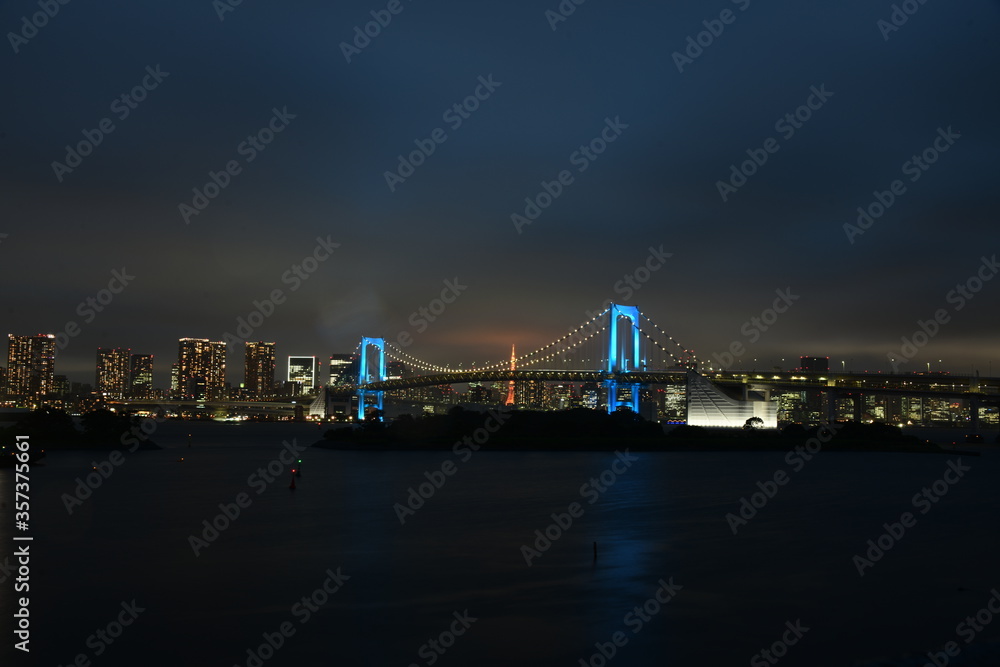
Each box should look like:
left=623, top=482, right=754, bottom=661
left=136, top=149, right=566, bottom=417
left=129, top=354, right=154, bottom=399
left=288, top=356, right=317, bottom=393
left=328, top=354, right=357, bottom=386
left=50, top=375, right=69, bottom=397
left=798, top=356, right=830, bottom=373
left=245, top=342, right=276, bottom=399
left=96, top=348, right=131, bottom=399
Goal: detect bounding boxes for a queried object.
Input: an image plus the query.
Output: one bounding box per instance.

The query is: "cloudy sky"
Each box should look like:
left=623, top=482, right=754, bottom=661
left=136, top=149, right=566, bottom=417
left=2, top=0, right=998, bottom=385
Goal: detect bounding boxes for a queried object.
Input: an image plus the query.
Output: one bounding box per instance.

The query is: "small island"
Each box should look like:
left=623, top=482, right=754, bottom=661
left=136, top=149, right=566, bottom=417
left=0, top=408, right=161, bottom=467
left=312, top=407, right=959, bottom=453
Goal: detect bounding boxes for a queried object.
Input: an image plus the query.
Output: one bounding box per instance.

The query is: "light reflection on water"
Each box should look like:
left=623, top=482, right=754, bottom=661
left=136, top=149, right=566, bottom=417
left=0, top=420, right=997, bottom=666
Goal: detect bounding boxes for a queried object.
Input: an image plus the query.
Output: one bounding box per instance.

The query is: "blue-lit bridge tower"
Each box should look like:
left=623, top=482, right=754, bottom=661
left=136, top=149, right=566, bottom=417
left=357, top=336, right=386, bottom=420
left=605, top=303, right=642, bottom=413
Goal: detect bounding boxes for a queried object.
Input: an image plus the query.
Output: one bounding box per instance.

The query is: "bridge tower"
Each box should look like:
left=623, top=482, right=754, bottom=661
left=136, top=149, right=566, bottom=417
left=357, top=336, right=386, bottom=420
left=605, top=303, right=642, bottom=413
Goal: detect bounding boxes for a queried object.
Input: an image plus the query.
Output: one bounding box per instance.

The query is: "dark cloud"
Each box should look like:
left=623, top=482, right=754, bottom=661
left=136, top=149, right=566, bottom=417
left=1, top=0, right=997, bottom=385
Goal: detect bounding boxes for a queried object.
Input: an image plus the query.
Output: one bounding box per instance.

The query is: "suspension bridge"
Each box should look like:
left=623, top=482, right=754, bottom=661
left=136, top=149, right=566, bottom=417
left=107, top=301, right=999, bottom=427
left=313, top=302, right=999, bottom=428
left=339, top=303, right=696, bottom=420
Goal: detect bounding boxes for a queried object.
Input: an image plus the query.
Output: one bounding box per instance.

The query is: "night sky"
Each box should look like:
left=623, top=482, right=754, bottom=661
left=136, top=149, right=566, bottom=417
left=3, top=0, right=998, bottom=386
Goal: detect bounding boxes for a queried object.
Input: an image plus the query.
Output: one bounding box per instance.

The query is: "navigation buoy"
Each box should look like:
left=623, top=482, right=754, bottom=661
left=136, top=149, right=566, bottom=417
left=290, top=469, right=297, bottom=490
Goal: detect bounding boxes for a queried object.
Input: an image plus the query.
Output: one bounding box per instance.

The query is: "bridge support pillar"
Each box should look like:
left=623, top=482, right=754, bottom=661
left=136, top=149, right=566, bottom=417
left=970, top=396, right=980, bottom=433
left=853, top=393, right=863, bottom=422
left=357, top=337, right=387, bottom=421
left=825, top=389, right=837, bottom=424
left=605, top=303, right=642, bottom=414
left=605, top=380, right=640, bottom=414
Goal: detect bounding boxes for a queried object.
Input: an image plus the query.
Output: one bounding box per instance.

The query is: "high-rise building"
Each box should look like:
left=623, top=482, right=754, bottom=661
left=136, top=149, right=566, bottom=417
left=96, top=348, right=131, bottom=399
left=129, top=354, right=154, bottom=399
left=387, top=361, right=407, bottom=380
left=245, top=342, right=276, bottom=399
left=798, top=356, right=829, bottom=373
left=551, top=383, right=573, bottom=410
left=52, top=374, right=70, bottom=397
left=468, top=382, right=492, bottom=403
left=5, top=334, right=56, bottom=398
left=175, top=338, right=227, bottom=400
left=516, top=379, right=545, bottom=407
left=328, top=354, right=358, bottom=386
left=288, top=356, right=317, bottom=393
left=170, top=362, right=179, bottom=398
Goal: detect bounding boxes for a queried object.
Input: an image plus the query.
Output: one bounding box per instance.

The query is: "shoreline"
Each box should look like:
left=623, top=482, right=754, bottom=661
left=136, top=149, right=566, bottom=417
left=311, top=437, right=979, bottom=455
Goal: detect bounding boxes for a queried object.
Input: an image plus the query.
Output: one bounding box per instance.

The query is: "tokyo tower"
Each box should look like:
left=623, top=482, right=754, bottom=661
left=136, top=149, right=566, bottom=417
left=505, top=344, right=516, bottom=406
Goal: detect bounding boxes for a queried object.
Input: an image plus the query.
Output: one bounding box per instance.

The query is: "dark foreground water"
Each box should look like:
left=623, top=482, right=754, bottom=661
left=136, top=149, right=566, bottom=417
left=2, top=421, right=999, bottom=666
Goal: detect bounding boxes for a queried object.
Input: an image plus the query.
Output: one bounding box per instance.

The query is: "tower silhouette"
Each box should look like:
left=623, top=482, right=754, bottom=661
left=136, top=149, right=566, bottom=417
left=505, top=344, right=516, bottom=406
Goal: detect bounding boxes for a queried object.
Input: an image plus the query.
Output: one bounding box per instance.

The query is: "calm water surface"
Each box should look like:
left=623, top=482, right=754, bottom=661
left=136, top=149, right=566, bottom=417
left=2, top=421, right=998, bottom=666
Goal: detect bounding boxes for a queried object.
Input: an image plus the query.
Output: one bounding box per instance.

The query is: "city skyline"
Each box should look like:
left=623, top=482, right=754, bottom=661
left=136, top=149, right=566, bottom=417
left=1, top=326, right=985, bottom=399
left=3, top=1, right=998, bottom=392
left=4, top=3, right=999, bottom=664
